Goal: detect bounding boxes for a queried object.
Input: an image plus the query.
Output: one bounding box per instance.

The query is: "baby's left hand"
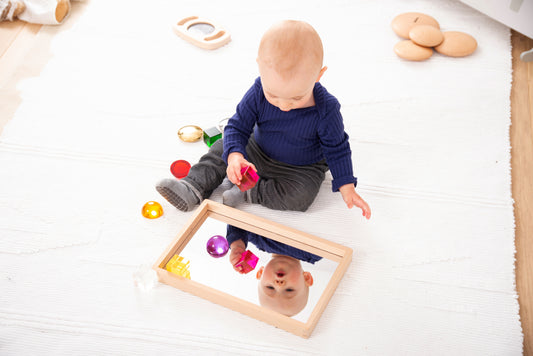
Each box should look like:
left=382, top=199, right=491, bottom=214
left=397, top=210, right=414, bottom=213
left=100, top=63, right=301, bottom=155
left=339, top=184, right=371, bottom=219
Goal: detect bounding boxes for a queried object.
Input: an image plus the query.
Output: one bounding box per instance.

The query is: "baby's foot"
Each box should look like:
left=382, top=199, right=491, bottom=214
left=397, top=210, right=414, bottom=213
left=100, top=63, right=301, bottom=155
left=219, top=177, right=233, bottom=191
left=156, top=179, right=200, bottom=212
left=222, top=185, right=245, bottom=208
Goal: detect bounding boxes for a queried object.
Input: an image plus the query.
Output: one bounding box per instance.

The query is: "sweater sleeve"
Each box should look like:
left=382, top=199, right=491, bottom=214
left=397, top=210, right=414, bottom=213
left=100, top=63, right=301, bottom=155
left=222, top=78, right=262, bottom=164
left=226, top=225, right=249, bottom=248
left=318, top=98, right=358, bottom=192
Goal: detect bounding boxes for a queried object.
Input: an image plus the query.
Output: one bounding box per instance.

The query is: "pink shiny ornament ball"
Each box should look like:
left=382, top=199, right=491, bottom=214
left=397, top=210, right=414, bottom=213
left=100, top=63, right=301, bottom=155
left=206, top=235, right=229, bottom=258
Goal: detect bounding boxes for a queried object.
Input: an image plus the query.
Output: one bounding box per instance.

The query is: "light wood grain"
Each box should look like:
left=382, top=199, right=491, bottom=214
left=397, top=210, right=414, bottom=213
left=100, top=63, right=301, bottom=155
left=0, top=20, right=532, bottom=352
left=0, top=20, right=41, bottom=136
left=0, top=20, right=25, bottom=57
left=0, top=20, right=41, bottom=85
left=511, top=30, right=533, bottom=356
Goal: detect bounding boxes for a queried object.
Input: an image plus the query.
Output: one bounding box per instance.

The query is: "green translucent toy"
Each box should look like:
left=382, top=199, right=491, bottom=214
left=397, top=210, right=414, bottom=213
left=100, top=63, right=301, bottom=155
left=203, top=126, right=222, bottom=147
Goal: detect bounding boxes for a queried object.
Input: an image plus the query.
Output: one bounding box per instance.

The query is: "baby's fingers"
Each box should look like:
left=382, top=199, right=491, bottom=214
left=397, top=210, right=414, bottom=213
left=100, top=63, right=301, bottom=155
left=361, top=202, right=371, bottom=219
left=235, top=166, right=243, bottom=182
left=248, top=163, right=258, bottom=174
left=233, top=265, right=244, bottom=273
left=227, top=166, right=241, bottom=185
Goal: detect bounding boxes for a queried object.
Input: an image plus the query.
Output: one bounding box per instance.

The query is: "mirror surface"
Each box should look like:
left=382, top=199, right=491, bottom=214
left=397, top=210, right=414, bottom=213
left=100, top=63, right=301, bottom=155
left=187, top=23, right=215, bottom=37
left=179, top=217, right=338, bottom=322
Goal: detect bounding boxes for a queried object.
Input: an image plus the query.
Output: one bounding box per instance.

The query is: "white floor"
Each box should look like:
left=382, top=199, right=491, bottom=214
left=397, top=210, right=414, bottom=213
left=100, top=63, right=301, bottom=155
left=0, top=0, right=522, bottom=354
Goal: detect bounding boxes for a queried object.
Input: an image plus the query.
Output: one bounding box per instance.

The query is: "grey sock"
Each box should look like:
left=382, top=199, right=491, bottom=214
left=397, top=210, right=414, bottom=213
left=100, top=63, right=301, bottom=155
left=156, top=178, right=200, bottom=212
left=219, top=178, right=233, bottom=191
left=222, top=185, right=246, bottom=208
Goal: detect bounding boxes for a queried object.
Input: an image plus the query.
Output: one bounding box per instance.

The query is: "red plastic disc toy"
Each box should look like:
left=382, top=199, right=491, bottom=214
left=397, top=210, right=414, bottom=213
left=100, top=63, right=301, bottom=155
left=170, top=160, right=191, bottom=179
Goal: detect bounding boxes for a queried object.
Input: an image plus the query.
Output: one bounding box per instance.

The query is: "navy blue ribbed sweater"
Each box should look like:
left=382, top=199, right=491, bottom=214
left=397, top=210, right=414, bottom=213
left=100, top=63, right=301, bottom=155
left=222, top=77, right=357, bottom=192
left=226, top=225, right=322, bottom=264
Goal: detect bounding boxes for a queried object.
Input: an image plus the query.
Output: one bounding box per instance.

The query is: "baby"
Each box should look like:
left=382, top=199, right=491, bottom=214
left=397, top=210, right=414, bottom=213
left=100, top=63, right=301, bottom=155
left=227, top=226, right=316, bottom=317
left=157, top=20, right=371, bottom=218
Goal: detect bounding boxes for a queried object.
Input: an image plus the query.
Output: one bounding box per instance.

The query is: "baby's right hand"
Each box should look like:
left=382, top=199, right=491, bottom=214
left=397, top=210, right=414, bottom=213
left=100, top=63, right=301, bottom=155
left=229, top=240, right=246, bottom=274
left=226, top=152, right=256, bottom=186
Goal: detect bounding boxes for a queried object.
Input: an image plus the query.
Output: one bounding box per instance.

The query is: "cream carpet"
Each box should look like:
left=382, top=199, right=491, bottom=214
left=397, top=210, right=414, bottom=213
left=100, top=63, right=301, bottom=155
left=0, top=0, right=522, bottom=354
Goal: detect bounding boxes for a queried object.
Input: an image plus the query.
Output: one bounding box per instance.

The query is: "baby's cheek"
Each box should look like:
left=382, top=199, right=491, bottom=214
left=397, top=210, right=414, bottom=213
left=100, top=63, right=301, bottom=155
left=288, top=273, right=304, bottom=284
left=265, top=97, right=277, bottom=106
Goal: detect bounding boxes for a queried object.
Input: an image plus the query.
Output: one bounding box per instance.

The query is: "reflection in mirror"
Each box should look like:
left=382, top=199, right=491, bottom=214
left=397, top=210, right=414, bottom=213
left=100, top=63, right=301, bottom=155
left=187, top=23, right=215, bottom=37
left=179, top=218, right=338, bottom=322
left=154, top=200, right=353, bottom=337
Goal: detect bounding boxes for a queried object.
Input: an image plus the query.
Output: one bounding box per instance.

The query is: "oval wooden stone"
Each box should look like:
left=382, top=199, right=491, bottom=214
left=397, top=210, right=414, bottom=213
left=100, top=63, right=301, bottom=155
left=435, top=31, right=477, bottom=57
left=55, top=0, right=70, bottom=23
left=394, top=40, right=434, bottom=61
left=409, top=25, right=444, bottom=47
left=391, top=12, right=440, bottom=39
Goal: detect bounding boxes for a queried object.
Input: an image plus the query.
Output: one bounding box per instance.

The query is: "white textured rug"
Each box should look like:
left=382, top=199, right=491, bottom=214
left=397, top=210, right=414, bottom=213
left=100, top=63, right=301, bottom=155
left=0, top=0, right=522, bottom=354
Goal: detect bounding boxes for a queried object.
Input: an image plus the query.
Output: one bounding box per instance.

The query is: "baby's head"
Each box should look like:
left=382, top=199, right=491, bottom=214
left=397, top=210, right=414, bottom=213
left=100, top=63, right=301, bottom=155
left=256, top=254, right=314, bottom=317
left=257, top=20, right=327, bottom=111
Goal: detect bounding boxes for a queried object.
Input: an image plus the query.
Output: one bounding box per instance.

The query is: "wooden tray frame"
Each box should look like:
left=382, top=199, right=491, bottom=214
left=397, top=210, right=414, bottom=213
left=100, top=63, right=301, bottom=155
left=153, top=200, right=352, bottom=338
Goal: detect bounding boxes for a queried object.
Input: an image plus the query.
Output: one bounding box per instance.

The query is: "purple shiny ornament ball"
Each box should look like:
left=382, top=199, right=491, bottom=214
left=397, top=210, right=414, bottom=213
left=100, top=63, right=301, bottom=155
left=206, top=235, right=229, bottom=258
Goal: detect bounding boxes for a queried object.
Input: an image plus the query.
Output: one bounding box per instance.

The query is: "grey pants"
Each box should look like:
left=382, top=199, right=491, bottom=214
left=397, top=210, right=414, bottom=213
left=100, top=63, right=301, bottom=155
left=183, top=137, right=328, bottom=212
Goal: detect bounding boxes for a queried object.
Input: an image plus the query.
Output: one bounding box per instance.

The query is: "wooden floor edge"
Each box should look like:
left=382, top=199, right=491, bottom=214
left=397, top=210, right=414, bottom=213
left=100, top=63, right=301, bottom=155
left=0, top=22, right=42, bottom=137
left=0, top=21, right=41, bottom=84
left=511, top=30, right=533, bottom=356
left=0, top=21, right=24, bottom=58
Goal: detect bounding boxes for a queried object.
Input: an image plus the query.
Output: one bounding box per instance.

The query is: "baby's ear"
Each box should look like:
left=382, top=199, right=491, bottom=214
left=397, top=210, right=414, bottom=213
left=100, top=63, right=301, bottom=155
left=256, top=266, right=264, bottom=280
left=303, top=271, right=314, bottom=287
left=315, top=66, right=328, bottom=82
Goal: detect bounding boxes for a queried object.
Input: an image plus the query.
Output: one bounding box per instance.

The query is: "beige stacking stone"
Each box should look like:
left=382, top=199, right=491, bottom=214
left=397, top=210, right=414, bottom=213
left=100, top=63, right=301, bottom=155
left=391, top=12, right=440, bottom=39
left=435, top=31, right=477, bottom=57
left=394, top=40, right=434, bottom=61
left=409, top=25, right=444, bottom=47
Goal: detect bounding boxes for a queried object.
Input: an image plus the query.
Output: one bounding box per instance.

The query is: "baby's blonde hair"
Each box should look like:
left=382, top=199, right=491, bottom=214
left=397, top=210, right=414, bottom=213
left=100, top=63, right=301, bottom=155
left=258, top=20, right=323, bottom=80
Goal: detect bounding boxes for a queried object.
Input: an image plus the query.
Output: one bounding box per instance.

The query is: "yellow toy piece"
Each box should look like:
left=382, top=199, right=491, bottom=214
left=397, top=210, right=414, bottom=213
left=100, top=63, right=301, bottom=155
left=165, top=255, right=191, bottom=279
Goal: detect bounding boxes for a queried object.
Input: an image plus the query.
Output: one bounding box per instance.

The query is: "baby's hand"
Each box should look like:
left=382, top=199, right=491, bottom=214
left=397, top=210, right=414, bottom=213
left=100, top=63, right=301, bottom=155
left=229, top=240, right=247, bottom=274
left=339, top=184, right=371, bottom=219
left=226, top=152, right=257, bottom=186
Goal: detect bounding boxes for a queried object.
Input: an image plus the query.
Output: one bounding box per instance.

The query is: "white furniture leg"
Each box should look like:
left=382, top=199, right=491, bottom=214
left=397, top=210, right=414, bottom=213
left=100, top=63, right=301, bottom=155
left=521, top=47, right=533, bottom=62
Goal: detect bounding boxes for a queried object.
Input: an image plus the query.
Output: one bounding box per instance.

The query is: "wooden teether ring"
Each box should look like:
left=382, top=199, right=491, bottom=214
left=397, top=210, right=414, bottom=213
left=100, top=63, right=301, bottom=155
left=174, top=16, right=231, bottom=50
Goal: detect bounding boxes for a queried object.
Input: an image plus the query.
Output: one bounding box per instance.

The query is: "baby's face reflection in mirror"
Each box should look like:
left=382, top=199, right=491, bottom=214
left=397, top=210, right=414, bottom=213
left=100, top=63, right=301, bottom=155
left=227, top=224, right=322, bottom=317
left=256, top=254, right=314, bottom=317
